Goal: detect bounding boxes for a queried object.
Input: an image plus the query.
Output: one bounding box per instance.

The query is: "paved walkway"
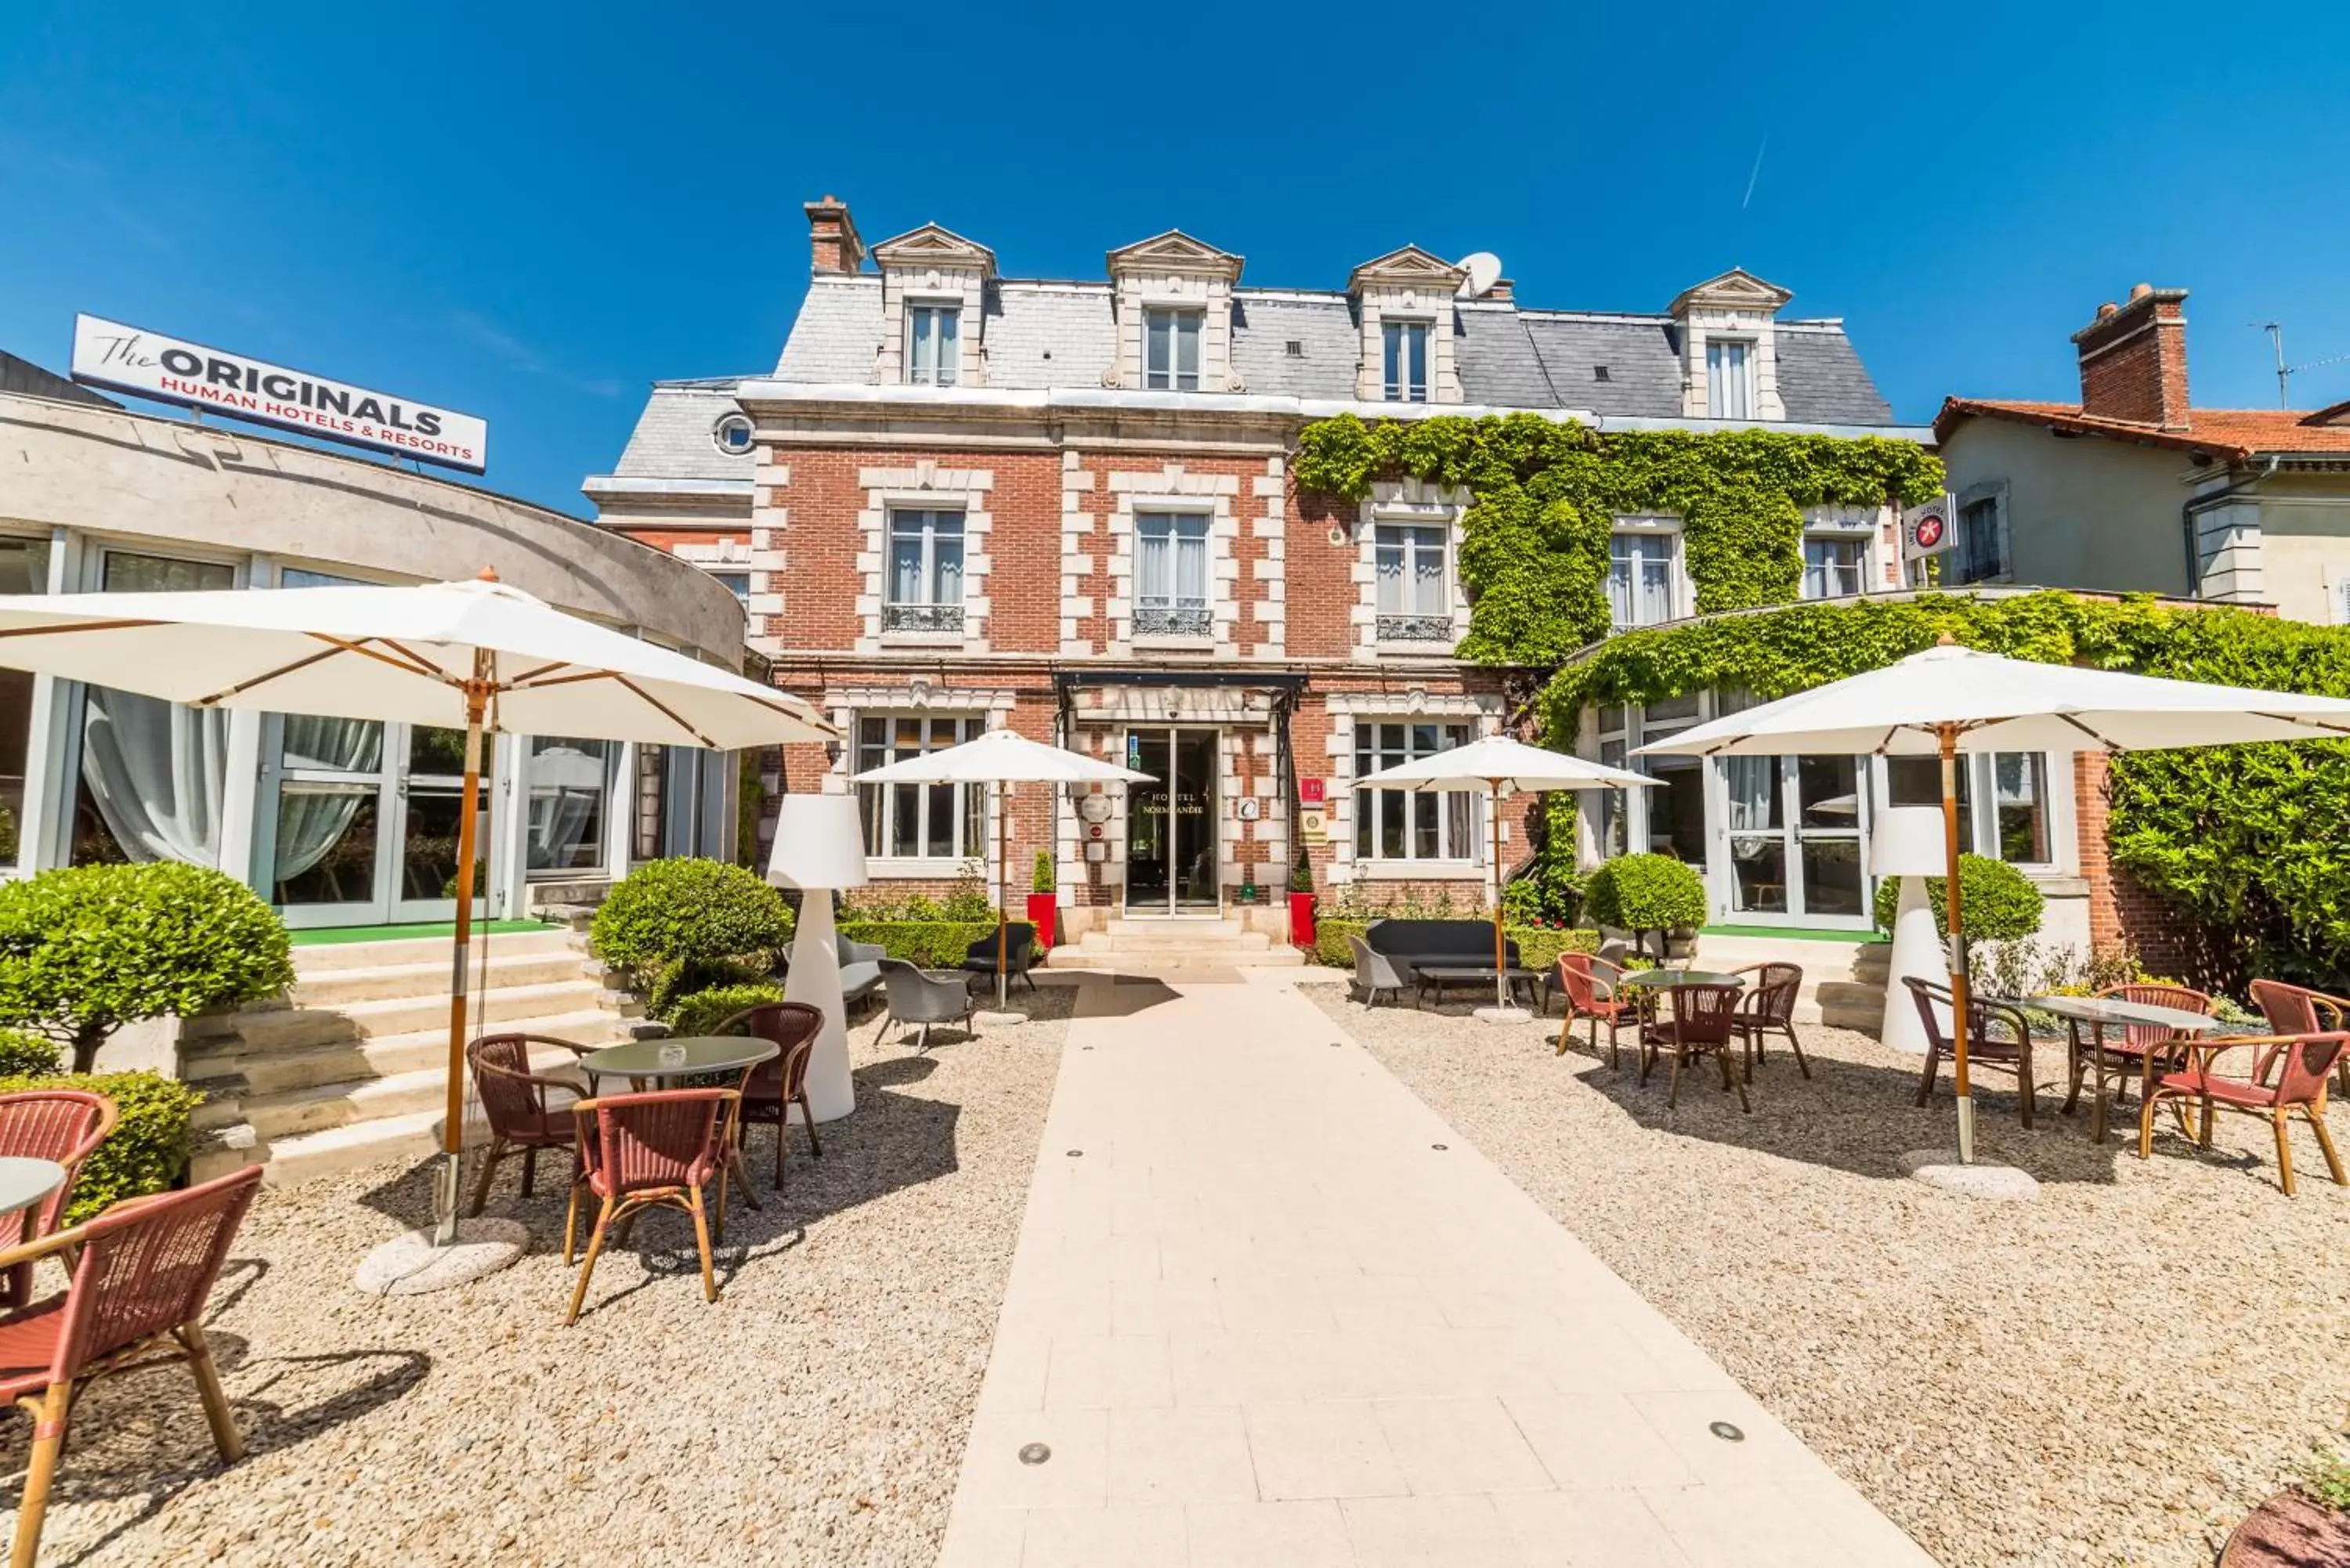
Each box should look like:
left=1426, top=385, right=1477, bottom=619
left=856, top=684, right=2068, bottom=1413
left=936, top=973, right=1936, bottom=1568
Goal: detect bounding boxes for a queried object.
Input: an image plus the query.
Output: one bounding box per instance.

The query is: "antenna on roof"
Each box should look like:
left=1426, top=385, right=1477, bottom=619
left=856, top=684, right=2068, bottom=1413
left=2254, top=321, right=2350, bottom=409
left=1456, top=253, right=1502, bottom=299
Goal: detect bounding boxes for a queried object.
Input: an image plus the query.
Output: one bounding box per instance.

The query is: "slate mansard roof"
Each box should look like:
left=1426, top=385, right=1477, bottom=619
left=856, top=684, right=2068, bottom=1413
left=595, top=265, right=1897, bottom=493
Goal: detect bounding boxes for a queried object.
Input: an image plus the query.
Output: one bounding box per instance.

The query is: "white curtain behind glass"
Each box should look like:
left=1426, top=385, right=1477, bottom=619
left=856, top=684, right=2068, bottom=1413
left=1723, top=757, right=1779, bottom=833
left=81, top=687, right=228, bottom=865
left=275, top=717, right=382, bottom=881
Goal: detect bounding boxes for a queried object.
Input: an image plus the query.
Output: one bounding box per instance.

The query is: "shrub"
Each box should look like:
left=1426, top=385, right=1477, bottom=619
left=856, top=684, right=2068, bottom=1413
left=941, top=861, right=993, bottom=922
left=1032, top=851, right=1055, bottom=894
left=0, top=1070, right=204, bottom=1227
left=1871, top=854, right=2044, bottom=946
left=0, top=863, right=294, bottom=1074
left=0, top=1029, right=60, bottom=1078
left=837, top=919, right=1004, bottom=968
left=666, top=982, right=788, bottom=1040
left=1290, top=850, right=1314, bottom=896
left=1583, top=854, right=1707, bottom=955
left=591, top=858, right=792, bottom=1002
left=842, top=890, right=942, bottom=922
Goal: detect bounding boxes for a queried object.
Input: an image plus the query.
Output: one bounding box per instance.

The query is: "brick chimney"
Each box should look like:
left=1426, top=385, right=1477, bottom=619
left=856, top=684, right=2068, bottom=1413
left=804, top=194, right=866, bottom=276
left=2070, top=282, right=2191, bottom=429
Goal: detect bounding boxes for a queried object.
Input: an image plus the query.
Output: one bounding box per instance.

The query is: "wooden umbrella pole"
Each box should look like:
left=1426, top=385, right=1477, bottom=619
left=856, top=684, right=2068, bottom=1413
left=1490, top=785, right=1507, bottom=1013
left=1940, top=721, right=1976, bottom=1165
left=435, top=649, right=493, bottom=1245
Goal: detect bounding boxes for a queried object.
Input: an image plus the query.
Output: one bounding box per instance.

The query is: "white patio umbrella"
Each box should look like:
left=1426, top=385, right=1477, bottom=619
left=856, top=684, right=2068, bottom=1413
left=0, top=570, right=832, bottom=1261
left=1353, top=735, right=1658, bottom=1016
left=853, top=728, right=1154, bottom=1006
left=1634, top=637, right=2350, bottom=1164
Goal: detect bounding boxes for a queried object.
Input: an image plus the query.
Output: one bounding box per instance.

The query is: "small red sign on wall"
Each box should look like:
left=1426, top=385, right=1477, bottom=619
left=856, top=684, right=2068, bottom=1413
left=1299, top=778, right=1326, bottom=806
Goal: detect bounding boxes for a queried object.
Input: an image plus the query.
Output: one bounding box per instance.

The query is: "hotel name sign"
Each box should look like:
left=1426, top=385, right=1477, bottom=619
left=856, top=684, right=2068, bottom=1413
left=70, top=314, right=489, bottom=475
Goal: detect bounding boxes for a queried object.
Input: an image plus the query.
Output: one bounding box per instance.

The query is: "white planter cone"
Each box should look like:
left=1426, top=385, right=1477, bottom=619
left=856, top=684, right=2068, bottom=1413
left=1879, top=875, right=1940, bottom=1056
left=783, top=888, right=856, bottom=1122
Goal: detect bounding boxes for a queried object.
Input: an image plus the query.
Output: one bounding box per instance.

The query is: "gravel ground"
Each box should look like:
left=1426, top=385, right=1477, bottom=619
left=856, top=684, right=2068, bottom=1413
left=5, top=987, right=1073, bottom=1568
left=1307, top=980, right=2350, bottom=1568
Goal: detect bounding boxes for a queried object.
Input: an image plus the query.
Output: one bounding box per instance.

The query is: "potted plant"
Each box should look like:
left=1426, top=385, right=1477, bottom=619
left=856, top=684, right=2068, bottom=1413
left=1028, top=851, right=1059, bottom=952
left=1289, top=847, right=1317, bottom=948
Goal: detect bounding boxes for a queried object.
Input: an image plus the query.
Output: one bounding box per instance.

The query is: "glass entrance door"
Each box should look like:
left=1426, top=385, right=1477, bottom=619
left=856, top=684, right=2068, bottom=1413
left=266, top=719, right=494, bottom=928
left=392, top=725, right=494, bottom=923
left=1718, top=753, right=1869, bottom=926
left=1124, top=728, right=1219, bottom=912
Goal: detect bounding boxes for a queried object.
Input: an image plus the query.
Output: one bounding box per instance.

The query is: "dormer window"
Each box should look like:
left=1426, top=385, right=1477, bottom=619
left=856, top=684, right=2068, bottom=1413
left=907, top=304, right=961, bottom=387
left=1707, top=338, right=1754, bottom=419
left=1144, top=308, right=1202, bottom=392
left=1383, top=320, right=1430, bottom=403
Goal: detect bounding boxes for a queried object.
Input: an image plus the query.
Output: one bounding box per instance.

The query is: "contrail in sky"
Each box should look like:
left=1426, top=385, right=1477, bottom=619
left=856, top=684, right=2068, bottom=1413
left=1741, top=132, right=1770, bottom=211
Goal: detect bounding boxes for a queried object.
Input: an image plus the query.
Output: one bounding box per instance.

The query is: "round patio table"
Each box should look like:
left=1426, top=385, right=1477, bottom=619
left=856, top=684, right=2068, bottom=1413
left=577, top=1035, right=779, bottom=1089
left=1618, top=969, right=1745, bottom=990
left=2025, top=993, right=2238, bottom=1146
left=0, top=1158, right=64, bottom=1221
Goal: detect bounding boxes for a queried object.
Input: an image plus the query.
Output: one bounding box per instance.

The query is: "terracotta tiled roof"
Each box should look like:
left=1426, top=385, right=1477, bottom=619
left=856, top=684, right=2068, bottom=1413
left=1934, top=397, right=2350, bottom=457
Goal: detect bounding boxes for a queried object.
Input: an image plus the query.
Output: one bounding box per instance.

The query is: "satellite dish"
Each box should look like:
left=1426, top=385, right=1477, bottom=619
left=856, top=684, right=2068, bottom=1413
left=1456, top=252, right=1502, bottom=298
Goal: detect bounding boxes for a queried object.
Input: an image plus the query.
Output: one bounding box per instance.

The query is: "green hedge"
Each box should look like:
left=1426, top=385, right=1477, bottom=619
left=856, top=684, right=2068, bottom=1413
left=667, top=982, right=789, bottom=1040
left=1584, top=854, right=1708, bottom=946
left=0, top=1071, right=204, bottom=1227
left=838, top=919, right=1013, bottom=969
left=1312, top=918, right=1600, bottom=975
left=0, top=1029, right=61, bottom=1078
left=1871, top=853, right=2044, bottom=944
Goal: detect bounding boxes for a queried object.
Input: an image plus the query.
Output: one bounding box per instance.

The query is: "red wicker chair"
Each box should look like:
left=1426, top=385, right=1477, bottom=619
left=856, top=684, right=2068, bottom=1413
left=1730, top=963, right=1809, bottom=1080
left=1639, top=983, right=1750, bottom=1113
left=465, top=1033, right=593, bottom=1217
left=564, top=1089, right=736, bottom=1324
left=2137, top=1029, right=2348, bottom=1197
left=2248, top=980, right=2350, bottom=1098
left=0, top=1165, right=262, bottom=1568
left=0, top=1090, right=118, bottom=1310
left=711, top=1002, right=824, bottom=1192
left=2057, top=982, right=2211, bottom=1117
left=1553, top=953, right=1647, bottom=1065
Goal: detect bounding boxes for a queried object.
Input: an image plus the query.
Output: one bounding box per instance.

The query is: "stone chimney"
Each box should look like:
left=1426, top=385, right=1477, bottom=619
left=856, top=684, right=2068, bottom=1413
left=804, top=194, right=866, bottom=276
left=2071, top=283, right=2190, bottom=429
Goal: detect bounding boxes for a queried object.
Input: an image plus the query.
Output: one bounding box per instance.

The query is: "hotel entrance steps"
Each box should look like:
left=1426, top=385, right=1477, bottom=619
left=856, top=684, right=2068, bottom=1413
left=1690, top=932, right=1890, bottom=1031
left=1043, top=916, right=1306, bottom=970
left=185, top=927, right=642, bottom=1185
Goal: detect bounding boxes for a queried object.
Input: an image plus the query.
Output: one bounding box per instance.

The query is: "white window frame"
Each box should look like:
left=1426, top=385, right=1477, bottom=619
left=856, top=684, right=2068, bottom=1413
left=1879, top=751, right=2059, bottom=871
left=1144, top=307, right=1202, bottom=392
left=854, top=713, right=987, bottom=866
left=884, top=509, right=966, bottom=629
left=1354, top=719, right=1483, bottom=865
left=1133, top=510, right=1212, bottom=637
left=1382, top=319, right=1431, bottom=403
left=1607, top=522, right=1683, bottom=629
left=906, top=302, right=961, bottom=387
left=1374, top=522, right=1448, bottom=617
left=1801, top=530, right=1871, bottom=600
left=1706, top=338, right=1754, bottom=420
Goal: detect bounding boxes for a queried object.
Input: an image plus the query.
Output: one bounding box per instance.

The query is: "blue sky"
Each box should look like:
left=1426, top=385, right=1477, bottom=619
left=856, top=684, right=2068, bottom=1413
left=5, top=1, right=2349, bottom=517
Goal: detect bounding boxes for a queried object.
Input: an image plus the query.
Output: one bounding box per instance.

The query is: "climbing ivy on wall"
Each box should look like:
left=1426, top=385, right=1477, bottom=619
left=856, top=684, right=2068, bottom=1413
left=1292, top=411, right=1946, bottom=665
left=1542, top=591, right=2350, bottom=991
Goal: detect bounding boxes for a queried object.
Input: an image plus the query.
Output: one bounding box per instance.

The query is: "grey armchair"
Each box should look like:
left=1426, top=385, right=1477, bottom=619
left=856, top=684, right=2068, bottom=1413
left=875, top=957, right=978, bottom=1051
left=1347, top=934, right=1413, bottom=1008
left=780, top=939, right=884, bottom=1012
left=961, top=923, right=1039, bottom=994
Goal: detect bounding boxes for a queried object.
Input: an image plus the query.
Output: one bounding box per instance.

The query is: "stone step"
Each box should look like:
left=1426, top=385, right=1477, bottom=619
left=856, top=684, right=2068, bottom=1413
left=222, top=980, right=620, bottom=1052
left=240, top=1045, right=586, bottom=1143
left=232, top=1107, right=468, bottom=1187
left=188, top=1007, right=631, bottom=1098
left=1079, top=931, right=1274, bottom=955
left=289, top=926, right=577, bottom=976
left=1043, top=945, right=1304, bottom=970
left=291, top=949, right=595, bottom=1008
left=1852, top=943, right=1892, bottom=983
left=1103, top=917, right=1245, bottom=939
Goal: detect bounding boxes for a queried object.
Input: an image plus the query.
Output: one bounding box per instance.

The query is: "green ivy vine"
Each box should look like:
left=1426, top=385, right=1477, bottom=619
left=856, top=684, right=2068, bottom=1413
left=1292, top=411, right=1945, bottom=663
left=1542, top=590, right=2350, bottom=990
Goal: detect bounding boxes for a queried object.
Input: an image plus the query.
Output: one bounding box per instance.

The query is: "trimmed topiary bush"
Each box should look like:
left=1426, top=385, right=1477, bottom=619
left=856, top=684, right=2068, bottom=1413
left=1872, top=853, right=2044, bottom=946
left=0, top=1029, right=60, bottom=1078
left=591, top=857, right=793, bottom=1003
left=1584, top=854, right=1708, bottom=956
left=837, top=919, right=1007, bottom=969
left=0, top=1070, right=204, bottom=1227
left=666, top=982, right=789, bottom=1040
left=0, top=862, right=294, bottom=1074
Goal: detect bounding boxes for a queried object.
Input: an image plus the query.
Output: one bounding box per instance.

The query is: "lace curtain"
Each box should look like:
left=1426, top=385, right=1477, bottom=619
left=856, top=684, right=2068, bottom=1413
left=79, top=687, right=228, bottom=866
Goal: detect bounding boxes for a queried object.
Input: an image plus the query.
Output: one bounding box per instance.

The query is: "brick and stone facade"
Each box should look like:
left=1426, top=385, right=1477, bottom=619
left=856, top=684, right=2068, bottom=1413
left=588, top=197, right=1914, bottom=932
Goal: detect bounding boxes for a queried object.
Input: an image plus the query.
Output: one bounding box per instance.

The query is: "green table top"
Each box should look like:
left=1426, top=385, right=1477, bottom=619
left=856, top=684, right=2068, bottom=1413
left=578, top=1035, right=779, bottom=1082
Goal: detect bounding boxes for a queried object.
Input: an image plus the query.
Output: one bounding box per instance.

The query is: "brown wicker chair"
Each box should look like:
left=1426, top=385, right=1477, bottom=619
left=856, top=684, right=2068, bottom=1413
left=2249, top=980, right=2350, bottom=1098
left=1639, top=983, right=1750, bottom=1112
left=465, top=1033, right=594, bottom=1217
left=564, top=1089, right=736, bottom=1324
left=1905, top=977, right=2039, bottom=1128
left=0, top=1165, right=262, bottom=1568
left=2059, top=982, right=2210, bottom=1118
left=1730, top=963, right=1809, bottom=1080
left=2138, top=1030, right=2348, bottom=1196
left=711, top=1001, right=824, bottom=1192
left=0, top=1090, right=118, bottom=1310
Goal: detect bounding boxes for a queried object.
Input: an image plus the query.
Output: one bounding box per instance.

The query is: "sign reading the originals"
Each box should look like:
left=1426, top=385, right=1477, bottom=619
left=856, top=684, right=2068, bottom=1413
left=70, top=314, right=489, bottom=474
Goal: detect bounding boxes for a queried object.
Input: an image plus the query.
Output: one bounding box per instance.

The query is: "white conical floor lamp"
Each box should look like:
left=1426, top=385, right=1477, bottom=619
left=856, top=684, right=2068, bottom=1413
left=770, top=793, right=870, bottom=1123
left=1874, top=805, right=1947, bottom=1057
